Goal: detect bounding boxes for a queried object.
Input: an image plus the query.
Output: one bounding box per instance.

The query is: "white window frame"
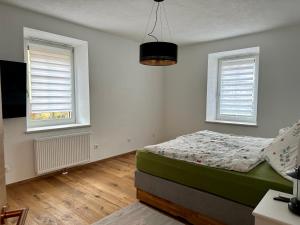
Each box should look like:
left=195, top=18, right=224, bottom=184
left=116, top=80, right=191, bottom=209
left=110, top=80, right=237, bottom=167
left=206, top=47, right=260, bottom=126
left=24, top=27, right=90, bottom=132
left=25, top=39, right=77, bottom=128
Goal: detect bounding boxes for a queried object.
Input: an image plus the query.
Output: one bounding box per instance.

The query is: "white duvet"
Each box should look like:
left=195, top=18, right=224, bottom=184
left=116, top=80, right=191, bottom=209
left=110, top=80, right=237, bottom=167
left=145, top=130, right=273, bottom=172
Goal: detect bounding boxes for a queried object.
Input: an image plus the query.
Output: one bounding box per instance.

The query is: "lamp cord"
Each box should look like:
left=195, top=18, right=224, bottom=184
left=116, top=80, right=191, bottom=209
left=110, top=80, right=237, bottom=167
left=160, top=3, right=163, bottom=41
left=142, top=2, right=155, bottom=43
left=147, top=2, right=160, bottom=42
left=162, top=1, right=173, bottom=42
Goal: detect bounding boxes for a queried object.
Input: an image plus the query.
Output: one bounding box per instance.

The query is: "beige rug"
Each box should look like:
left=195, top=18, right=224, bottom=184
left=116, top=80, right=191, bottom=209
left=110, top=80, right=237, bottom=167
left=93, top=202, right=184, bottom=225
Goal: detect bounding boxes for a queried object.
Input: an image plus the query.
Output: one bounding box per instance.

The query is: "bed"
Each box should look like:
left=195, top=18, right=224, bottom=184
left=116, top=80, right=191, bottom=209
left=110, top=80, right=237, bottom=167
left=134, top=130, right=294, bottom=225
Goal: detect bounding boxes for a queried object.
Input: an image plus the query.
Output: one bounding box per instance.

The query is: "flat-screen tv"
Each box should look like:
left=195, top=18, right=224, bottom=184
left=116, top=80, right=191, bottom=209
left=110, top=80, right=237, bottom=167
left=0, top=60, right=27, bottom=118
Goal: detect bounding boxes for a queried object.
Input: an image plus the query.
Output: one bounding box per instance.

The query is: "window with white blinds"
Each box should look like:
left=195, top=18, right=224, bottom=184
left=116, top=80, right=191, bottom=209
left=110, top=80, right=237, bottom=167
left=217, top=57, right=258, bottom=123
left=26, top=40, right=75, bottom=127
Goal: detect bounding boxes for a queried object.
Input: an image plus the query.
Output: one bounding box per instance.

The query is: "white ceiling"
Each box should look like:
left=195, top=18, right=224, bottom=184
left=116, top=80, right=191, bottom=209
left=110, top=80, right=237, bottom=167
left=2, top=0, right=300, bottom=45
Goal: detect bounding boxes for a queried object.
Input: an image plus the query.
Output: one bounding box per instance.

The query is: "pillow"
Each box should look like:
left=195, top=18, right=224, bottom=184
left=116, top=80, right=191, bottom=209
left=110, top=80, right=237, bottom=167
left=265, top=120, right=300, bottom=181
left=278, top=126, right=290, bottom=135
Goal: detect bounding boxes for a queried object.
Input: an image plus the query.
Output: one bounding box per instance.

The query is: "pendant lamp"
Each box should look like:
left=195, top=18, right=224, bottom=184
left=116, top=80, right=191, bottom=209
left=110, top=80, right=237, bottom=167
left=140, top=0, right=178, bottom=66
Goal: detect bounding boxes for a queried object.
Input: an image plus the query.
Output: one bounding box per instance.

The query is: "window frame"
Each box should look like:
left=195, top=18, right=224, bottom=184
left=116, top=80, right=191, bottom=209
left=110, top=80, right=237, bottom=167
left=206, top=47, right=260, bottom=126
left=25, top=38, right=77, bottom=129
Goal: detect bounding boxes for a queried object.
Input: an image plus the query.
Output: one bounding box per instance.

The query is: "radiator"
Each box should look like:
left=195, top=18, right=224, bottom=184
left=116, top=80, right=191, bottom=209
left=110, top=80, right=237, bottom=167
left=34, top=133, right=91, bottom=175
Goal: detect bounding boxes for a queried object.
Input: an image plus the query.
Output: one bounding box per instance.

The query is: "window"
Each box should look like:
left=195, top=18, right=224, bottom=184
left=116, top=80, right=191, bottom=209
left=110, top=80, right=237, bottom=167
left=217, top=56, right=258, bottom=123
left=24, top=27, right=90, bottom=132
left=26, top=40, right=76, bottom=127
left=206, top=47, right=259, bottom=125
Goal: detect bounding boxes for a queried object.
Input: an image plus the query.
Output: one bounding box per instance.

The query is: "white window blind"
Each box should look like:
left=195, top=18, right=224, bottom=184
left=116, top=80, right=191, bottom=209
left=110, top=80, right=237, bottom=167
left=217, top=57, right=258, bottom=123
left=27, top=40, right=75, bottom=126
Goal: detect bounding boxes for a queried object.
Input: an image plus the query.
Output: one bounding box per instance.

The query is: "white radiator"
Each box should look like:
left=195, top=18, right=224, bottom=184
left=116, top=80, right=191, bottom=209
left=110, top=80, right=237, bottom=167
left=34, top=133, right=91, bottom=175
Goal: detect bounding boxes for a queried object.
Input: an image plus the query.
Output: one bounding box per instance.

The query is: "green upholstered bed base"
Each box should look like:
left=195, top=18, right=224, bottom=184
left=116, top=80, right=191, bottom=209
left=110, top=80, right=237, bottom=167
left=136, top=150, right=292, bottom=207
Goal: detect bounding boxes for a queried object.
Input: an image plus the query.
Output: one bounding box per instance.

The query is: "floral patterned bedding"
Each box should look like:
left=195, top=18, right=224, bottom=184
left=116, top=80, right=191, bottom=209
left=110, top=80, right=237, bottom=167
left=144, top=130, right=273, bottom=172
left=265, top=120, right=300, bottom=181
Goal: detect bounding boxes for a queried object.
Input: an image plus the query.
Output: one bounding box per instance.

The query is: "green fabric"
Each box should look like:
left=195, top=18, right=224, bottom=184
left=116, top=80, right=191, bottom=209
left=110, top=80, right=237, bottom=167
left=136, top=150, right=292, bottom=207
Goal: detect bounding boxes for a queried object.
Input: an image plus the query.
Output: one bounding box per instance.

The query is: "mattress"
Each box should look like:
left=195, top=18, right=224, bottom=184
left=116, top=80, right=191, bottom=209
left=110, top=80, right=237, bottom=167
left=136, top=150, right=292, bottom=207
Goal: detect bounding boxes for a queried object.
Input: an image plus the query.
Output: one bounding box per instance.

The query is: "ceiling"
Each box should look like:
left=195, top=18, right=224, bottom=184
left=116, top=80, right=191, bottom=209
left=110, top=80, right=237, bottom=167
left=2, top=0, right=300, bottom=45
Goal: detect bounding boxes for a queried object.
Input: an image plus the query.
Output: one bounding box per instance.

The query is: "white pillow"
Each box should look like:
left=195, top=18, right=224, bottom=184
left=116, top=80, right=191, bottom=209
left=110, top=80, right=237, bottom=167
left=265, top=120, right=300, bottom=181
left=278, top=127, right=290, bottom=135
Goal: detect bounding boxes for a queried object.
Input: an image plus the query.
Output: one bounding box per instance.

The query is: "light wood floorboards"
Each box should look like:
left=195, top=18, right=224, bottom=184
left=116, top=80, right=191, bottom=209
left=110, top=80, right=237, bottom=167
left=6, top=152, right=136, bottom=225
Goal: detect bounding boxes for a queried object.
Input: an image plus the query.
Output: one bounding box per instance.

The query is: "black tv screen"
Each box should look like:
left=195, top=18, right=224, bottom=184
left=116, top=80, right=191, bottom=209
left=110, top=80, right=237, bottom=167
left=0, top=60, right=27, bottom=118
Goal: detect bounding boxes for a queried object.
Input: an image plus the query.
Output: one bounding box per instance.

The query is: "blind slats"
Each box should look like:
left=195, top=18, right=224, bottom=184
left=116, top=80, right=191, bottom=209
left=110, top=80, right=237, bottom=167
left=221, top=76, right=253, bottom=81
left=32, top=104, right=72, bottom=113
left=221, top=85, right=253, bottom=91
left=31, top=77, right=71, bottom=85
left=28, top=41, right=74, bottom=113
left=30, top=54, right=71, bottom=65
left=221, top=80, right=253, bottom=86
left=221, top=72, right=254, bottom=77
left=31, top=62, right=71, bottom=72
left=32, top=90, right=72, bottom=97
left=221, top=107, right=253, bottom=111
left=31, top=83, right=72, bottom=91
left=221, top=91, right=253, bottom=95
left=220, top=112, right=253, bottom=117
left=31, top=70, right=71, bottom=78
left=31, top=97, right=72, bottom=104
left=220, top=103, right=253, bottom=107
left=218, top=57, right=257, bottom=121
left=220, top=97, right=253, bottom=101
left=221, top=58, right=255, bottom=66
left=222, top=65, right=254, bottom=71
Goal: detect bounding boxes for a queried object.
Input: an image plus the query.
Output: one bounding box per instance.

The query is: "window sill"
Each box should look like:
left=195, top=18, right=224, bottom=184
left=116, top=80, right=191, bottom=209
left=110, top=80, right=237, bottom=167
left=26, top=123, right=91, bottom=133
left=205, top=120, right=257, bottom=127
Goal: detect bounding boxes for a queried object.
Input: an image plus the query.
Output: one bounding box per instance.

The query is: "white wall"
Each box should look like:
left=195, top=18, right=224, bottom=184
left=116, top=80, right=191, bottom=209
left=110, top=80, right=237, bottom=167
left=0, top=3, right=164, bottom=184
left=164, top=24, right=300, bottom=140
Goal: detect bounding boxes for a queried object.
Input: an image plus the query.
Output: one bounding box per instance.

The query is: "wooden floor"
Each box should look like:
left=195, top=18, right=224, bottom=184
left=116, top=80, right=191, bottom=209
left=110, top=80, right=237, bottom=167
left=6, top=152, right=137, bottom=225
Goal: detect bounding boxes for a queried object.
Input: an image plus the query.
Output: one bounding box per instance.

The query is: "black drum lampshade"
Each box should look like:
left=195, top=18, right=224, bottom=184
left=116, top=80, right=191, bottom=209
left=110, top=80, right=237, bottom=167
left=140, top=42, right=177, bottom=66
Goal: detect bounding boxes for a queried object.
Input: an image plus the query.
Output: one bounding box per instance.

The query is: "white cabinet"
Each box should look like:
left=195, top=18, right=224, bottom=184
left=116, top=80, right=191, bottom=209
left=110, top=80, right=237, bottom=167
left=253, top=190, right=300, bottom=225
